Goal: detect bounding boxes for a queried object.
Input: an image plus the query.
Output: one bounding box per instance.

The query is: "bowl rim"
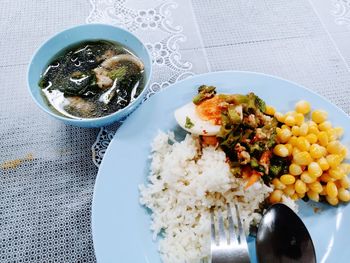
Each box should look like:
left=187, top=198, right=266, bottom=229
left=27, top=23, right=152, bottom=125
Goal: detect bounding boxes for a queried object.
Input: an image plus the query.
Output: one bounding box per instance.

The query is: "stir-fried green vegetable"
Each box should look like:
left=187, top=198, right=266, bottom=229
left=262, top=155, right=291, bottom=184
left=193, top=86, right=287, bottom=184
left=185, top=117, right=194, bottom=129
left=192, top=85, right=216, bottom=105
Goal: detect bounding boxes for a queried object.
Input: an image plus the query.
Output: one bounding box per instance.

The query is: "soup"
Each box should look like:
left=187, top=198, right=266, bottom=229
left=39, top=40, right=145, bottom=119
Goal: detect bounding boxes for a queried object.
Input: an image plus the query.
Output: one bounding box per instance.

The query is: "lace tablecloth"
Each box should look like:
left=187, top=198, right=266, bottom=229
left=1, top=0, right=350, bottom=262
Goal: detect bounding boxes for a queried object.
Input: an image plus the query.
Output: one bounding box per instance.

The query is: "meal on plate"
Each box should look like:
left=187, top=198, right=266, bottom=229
left=38, top=40, right=145, bottom=119
left=139, top=85, right=350, bottom=263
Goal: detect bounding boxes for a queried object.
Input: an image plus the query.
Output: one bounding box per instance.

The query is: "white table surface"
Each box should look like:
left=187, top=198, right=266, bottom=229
left=1, top=0, right=350, bottom=262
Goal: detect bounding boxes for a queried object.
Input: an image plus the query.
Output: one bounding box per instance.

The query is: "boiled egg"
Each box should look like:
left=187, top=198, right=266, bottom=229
left=174, top=96, right=222, bottom=136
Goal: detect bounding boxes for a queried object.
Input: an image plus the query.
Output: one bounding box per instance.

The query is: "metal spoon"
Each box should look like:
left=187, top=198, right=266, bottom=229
left=256, top=203, right=316, bottom=263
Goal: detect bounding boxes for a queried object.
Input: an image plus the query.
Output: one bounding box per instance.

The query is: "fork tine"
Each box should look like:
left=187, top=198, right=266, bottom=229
left=234, top=203, right=247, bottom=244
left=210, top=205, right=251, bottom=263
left=227, top=204, right=238, bottom=245
left=210, top=209, right=217, bottom=246
left=217, top=208, right=227, bottom=245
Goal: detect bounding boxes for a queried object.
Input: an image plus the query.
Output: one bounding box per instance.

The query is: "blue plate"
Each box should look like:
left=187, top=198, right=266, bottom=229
left=92, top=71, right=350, bottom=263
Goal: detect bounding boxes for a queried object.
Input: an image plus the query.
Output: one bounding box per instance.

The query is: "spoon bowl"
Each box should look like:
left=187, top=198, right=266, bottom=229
left=256, top=203, right=316, bottom=263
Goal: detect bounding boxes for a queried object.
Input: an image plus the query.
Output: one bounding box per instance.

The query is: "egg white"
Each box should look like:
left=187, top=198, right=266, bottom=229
left=174, top=102, right=221, bottom=136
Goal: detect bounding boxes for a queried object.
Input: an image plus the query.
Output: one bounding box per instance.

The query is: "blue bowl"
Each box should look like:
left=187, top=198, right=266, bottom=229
left=27, top=24, right=152, bottom=128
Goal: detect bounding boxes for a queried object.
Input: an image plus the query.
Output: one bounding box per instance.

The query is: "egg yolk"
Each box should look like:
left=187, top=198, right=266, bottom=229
left=195, top=96, right=223, bottom=125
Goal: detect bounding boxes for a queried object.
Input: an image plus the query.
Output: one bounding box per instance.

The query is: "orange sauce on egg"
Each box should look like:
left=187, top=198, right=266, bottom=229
left=195, top=96, right=223, bottom=125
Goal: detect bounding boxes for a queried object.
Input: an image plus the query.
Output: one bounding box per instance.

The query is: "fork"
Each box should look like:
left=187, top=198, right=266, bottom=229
left=210, top=204, right=251, bottom=263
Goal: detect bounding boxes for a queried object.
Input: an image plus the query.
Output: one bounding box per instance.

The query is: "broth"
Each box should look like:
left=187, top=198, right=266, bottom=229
left=39, top=40, right=145, bottom=119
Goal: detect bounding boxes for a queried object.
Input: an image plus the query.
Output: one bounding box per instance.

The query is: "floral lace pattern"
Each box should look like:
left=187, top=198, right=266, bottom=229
left=91, top=128, right=115, bottom=166
left=147, top=42, right=169, bottom=65
left=331, top=0, right=350, bottom=28
left=135, top=9, right=162, bottom=29
left=87, top=0, right=209, bottom=166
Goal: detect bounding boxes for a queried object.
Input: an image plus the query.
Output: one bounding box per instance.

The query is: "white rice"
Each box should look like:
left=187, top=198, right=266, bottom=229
left=139, top=131, right=296, bottom=263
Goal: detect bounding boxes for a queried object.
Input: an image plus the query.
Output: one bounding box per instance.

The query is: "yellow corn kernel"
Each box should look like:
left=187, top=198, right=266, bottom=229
left=273, top=144, right=289, bottom=157
left=307, top=190, right=320, bottom=202
left=291, top=193, right=299, bottom=200
left=294, top=113, right=304, bottom=126
left=281, top=124, right=291, bottom=130
left=326, top=181, right=338, bottom=198
left=301, top=171, right=316, bottom=183
left=317, top=157, right=330, bottom=171
left=338, top=188, right=350, bottom=202
left=340, top=147, right=348, bottom=158
left=296, top=137, right=310, bottom=151
left=272, top=178, right=286, bottom=190
left=284, top=111, right=296, bottom=117
left=309, top=144, right=326, bottom=159
left=307, top=162, right=323, bottom=178
left=280, top=174, right=296, bottom=185
left=289, top=163, right=303, bottom=176
left=299, top=123, right=309, bottom=136
left=328, top=167, right=345, bottom=180
left=309, top=181, right=323, bottom=193
left=306, top=133, right=318, bottom=144
left=326, top=141, right=342, bottom=154
left=293, top=151, right=312, bottom=166
left=308, top=120, right=318, bottom=128
left=318, top=131, right=329, bottom=146
left=312, top=110, right=328, bottom=124
left=334, top=127, right=344, bottom=138
left=283, top=185, right=295, bottom=196
left=326, top=154, right=343, bottom=169
left=320, top=186, right=327, bottom=196
left=284, top=115, right=296, bottom=127
left=295, top=179, right=307, bottom=194
left=265, top=105, right=276, bottom=116
left=308, top=126, right=319, bottom=136
left=320, top=173, right=334, bottom=183
left=292, top=147, right=301, bottom=157
left=340, top=176, right=350, bottom=189
left=339, top=163, right=350, bottom=174
left=277, top=128, right=292, bottom=143
left=285, top=144, right=293, bottom=156
left=274, top=112, right=285, bottom=122
left=297, top=192, right=306, bottom=199
left=291, top=126, right=300, bottom=136
left=326, top=196, right=339, bottom=206
left=318, top=121, right=332, bottom=131
left=295, top=100, right=311, bottom=114
left=327, top=129, right=337, bottom=142
left=288, top=136, right=298, bottom=146
left=269, top=189, right=283, bottom=204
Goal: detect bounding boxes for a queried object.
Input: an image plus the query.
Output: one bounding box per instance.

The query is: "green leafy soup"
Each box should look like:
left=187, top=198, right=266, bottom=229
left=39, top=40, right=145, bottom=119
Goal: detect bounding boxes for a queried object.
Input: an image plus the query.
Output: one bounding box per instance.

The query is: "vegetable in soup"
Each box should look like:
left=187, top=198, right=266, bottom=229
left=39, top=40, right=145, bottom=119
